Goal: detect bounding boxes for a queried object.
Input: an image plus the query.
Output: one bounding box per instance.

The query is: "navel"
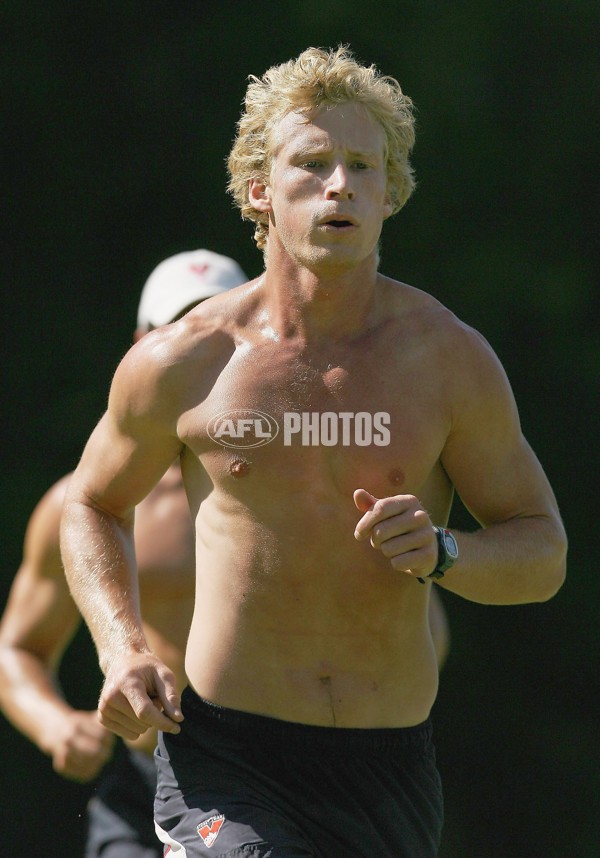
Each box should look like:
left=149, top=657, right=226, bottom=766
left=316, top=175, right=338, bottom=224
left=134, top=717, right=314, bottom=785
left=388, top=467, right=405, bottom=487
left=229, top=458, right=252, bottom=479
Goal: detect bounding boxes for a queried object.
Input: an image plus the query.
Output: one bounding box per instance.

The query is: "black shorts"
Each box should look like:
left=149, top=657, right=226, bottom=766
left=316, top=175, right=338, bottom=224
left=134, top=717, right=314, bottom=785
left=86, top=741, right=162, bottom=858
left=154, top=687, right=443, bottom=857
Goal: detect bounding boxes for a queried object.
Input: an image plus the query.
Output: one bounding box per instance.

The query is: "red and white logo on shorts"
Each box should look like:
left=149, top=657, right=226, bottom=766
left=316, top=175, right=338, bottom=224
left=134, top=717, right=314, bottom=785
left=197, top=814, right=225, bottom=848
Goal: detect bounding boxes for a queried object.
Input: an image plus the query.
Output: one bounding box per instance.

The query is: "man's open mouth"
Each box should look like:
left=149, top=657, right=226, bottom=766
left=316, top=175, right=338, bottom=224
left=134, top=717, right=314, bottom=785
left=321, top=218, right=356, bottom=228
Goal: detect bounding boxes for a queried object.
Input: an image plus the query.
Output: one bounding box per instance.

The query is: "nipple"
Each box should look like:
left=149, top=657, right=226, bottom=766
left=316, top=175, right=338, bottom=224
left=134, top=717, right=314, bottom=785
left=229, top=458, right=251, bottom=479
left=388, top=467, right=405, bottom=486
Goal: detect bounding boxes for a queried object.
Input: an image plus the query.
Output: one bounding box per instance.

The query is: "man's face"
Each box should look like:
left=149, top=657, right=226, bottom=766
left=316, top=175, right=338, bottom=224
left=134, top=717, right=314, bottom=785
left=254, top=102, right=392, bottom=271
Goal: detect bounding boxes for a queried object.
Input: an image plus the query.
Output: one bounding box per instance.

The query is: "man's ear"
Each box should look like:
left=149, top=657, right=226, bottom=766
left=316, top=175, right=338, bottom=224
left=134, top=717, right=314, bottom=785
left=382, top=191, right=394, bottom=220
left=248, top=177, right=272, bottom=213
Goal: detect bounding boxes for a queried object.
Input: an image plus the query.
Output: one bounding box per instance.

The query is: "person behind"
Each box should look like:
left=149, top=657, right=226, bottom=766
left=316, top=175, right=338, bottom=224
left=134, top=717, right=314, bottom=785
left=60, top=47, right=566, bottom=857
left=0, top=249, right=248, bottom=857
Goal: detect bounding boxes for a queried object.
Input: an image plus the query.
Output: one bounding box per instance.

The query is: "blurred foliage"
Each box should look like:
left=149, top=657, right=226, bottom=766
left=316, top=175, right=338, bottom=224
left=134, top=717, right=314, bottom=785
left=2, top=1, right=598, bottom=854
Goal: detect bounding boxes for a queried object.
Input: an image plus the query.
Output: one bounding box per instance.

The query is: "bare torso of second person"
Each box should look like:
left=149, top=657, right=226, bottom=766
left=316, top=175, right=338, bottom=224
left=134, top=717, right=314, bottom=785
left=129, top=463, right=194, bottom=753
left=174, top=276, right=455, bottom=729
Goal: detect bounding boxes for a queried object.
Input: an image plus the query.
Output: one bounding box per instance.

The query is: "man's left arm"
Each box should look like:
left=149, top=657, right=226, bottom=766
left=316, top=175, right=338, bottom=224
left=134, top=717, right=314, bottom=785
left=354, top=324, right=567, bottom=605
left=433, top=328, right=567, bottom=604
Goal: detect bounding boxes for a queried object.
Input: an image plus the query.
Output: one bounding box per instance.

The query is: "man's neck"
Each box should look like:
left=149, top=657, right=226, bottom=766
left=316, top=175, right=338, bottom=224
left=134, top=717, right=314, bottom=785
left=259, top=247, right=382, bottom=343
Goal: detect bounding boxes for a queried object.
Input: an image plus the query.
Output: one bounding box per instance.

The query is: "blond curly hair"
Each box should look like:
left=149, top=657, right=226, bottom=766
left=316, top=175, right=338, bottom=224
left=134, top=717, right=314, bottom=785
left=227, top=46, right=416, bottom=251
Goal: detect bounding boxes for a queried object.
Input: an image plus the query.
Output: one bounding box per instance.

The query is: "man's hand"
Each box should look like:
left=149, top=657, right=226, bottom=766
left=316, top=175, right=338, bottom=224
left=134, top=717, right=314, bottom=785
left=98, top=652, right=183, bottom=741
left=50, top=709, right=115, bottom=782
left=353, top=489, right=438, bottom=579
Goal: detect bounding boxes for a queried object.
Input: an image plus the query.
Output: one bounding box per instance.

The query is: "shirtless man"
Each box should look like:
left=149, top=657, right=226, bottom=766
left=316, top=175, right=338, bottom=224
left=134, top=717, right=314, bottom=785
left=0, top=249, right=247, bottom=856
left=60, top=48, right=566, bottom=857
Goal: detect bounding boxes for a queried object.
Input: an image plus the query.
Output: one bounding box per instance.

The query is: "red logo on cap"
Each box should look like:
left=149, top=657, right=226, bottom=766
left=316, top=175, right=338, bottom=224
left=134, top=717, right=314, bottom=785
left=197, top=814, right=225, bottom=848
left=190, top=263, right=211, bottom=277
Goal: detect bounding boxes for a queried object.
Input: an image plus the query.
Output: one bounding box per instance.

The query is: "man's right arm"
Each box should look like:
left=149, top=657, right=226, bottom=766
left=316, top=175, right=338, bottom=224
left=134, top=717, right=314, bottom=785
left=60, top=330, right=187, bottom=740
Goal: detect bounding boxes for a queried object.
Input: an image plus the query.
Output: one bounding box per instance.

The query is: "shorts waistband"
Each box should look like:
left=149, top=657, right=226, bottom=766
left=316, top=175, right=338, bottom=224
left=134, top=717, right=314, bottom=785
left=181, top=686, right=433, bottom=753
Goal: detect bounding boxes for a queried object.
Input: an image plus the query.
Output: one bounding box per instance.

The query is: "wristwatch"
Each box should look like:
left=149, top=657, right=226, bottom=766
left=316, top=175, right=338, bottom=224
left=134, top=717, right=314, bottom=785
left=417, top=526, right=459, bottom=583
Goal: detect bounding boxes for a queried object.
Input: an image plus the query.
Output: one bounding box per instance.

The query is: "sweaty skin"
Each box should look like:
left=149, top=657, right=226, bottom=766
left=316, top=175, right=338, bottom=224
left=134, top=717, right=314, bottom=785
left=60, top=103, right=566, bottom=741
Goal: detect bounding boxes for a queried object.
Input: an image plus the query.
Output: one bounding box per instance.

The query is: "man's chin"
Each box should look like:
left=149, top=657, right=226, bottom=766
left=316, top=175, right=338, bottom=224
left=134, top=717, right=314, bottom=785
left=304, top=243, right=376, bottom=273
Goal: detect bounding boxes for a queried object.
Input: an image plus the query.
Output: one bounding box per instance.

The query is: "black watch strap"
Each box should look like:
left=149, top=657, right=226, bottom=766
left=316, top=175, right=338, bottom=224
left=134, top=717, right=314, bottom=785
left=416, top=526, right=458, bottom=584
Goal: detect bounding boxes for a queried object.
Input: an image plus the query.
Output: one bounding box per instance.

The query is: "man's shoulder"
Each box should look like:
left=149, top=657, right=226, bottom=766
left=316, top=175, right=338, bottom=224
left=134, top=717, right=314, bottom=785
left=379, top=275, right=498, bottom=364
left=107, top=289, right=252, bottom=428
left=379, top=275, right=463, bottom=330
left=116, top=301, right=238, bottom=392
left=133, top=280, right=257, bottom=366
left=31, top=473, right=73, bottom=524
left=22, top=473, right=74, bottom=562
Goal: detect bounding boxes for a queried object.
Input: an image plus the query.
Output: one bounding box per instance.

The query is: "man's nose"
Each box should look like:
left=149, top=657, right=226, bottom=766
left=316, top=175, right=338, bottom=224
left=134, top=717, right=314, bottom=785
left=325, top=163, right=355, bottom=200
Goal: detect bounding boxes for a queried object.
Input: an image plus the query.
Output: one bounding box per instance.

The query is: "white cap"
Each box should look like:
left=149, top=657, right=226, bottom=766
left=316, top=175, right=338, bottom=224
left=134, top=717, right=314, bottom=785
left=137, top=249, right=247, bottom=328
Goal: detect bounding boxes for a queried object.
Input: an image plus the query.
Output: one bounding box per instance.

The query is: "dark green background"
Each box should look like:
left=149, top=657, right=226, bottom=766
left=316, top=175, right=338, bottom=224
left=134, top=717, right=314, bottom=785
left=2, top=2, right=598, bottom=854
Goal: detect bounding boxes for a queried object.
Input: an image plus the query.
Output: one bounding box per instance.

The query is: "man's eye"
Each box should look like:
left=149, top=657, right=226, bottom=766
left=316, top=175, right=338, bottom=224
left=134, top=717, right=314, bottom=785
left=301, top=160, right=321, bottom=168
left=352, top=161, right=369, bottom=170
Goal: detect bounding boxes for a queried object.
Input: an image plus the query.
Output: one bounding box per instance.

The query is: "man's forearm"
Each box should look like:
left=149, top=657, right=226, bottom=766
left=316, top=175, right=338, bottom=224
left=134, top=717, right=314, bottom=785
left=0, top=648, right=73, bottom=752
left=436, top=515, right=567, bottom=604
left=60, top=500, right=148, bottom=673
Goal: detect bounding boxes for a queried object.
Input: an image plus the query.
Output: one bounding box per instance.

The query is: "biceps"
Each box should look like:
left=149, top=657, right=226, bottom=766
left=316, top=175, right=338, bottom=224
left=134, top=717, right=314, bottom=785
left=71, top=411, right=182, bottom=519
left=0, top=568, right=81, bottom=665
left=442, top=418, right=557, bottom=527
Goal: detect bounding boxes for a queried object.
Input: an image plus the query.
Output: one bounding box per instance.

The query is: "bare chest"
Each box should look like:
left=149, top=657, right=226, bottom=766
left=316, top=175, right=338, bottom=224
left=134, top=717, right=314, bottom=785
left=179, top=342, right=452, bottom=508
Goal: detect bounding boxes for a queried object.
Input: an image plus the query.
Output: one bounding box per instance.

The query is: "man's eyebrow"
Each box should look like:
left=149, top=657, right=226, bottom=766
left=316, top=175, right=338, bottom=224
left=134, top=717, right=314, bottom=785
left=292, top=143, right=379, bottom=159
left=292, top=142, right=332, bottom=157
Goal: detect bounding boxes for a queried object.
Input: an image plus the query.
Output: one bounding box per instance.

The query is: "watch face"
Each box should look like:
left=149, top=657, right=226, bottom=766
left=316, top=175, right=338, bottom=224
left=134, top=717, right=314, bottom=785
left=444, top=530, right=459, bottom=559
